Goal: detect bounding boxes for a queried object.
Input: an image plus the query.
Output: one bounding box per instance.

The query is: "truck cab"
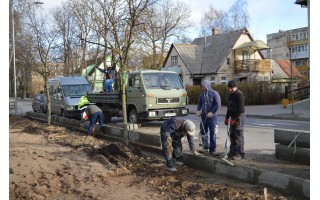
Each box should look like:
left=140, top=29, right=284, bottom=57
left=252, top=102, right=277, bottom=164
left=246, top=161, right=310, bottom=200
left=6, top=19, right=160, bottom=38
left=126, top=70, right=189, bottom=123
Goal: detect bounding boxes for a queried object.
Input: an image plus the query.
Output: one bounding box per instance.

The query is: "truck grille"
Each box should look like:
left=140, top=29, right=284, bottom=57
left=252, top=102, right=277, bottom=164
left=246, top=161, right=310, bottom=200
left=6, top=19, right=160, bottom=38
left=157, top=97, right=179, bottom=104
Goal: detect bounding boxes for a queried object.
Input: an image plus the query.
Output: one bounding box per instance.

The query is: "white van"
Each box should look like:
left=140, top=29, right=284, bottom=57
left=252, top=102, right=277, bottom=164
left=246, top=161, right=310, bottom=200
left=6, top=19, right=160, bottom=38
left=48, top=77, right=92, bottom=118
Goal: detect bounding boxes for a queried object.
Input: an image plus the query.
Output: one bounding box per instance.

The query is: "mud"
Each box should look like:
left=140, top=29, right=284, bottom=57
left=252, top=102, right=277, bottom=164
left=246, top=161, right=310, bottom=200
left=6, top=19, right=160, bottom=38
left=9, top=116, right=293, bottom=199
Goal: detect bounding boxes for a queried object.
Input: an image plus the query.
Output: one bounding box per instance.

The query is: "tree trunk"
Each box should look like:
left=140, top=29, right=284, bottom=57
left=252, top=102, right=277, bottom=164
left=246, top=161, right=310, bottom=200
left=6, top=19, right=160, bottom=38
left=121, top=65, right=128, bottom=145
left=44, top=78, right=51, bottom=125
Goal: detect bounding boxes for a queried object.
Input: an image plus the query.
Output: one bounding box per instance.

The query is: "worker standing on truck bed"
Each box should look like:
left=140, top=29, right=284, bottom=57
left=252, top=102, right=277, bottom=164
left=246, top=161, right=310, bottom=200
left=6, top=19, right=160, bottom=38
left=95, top=65, right=116, bottom=93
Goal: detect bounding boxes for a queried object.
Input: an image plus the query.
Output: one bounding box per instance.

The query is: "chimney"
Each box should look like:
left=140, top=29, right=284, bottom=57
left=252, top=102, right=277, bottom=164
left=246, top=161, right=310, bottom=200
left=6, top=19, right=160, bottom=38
left=212, top=28, right=221, bottom=35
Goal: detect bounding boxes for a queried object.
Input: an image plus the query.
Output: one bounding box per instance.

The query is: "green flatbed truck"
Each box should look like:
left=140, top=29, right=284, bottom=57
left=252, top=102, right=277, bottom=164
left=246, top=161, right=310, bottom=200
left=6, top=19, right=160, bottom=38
left=86, top=70, right=189, bottom=123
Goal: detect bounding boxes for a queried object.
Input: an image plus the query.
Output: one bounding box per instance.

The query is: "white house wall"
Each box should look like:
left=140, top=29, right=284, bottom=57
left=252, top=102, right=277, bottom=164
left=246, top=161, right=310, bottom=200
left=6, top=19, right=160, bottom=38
left=164, top=47, right=193, bottom=86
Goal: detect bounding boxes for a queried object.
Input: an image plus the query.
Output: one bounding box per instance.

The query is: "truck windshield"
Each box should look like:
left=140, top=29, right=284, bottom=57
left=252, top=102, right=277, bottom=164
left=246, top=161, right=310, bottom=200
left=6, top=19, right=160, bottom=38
left=62, top=84, right=92, bottom=97
left=142, top=73, right=184, bottom=90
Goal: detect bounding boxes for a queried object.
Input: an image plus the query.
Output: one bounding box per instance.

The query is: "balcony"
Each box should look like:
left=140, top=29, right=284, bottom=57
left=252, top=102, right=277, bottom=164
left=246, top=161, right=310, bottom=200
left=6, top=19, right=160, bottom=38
left=234, top=59, right=259, bottom=73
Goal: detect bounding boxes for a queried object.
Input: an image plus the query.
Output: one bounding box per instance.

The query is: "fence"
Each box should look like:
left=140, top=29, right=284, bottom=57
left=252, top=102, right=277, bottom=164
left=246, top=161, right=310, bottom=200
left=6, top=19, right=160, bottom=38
left=285, top=85, right=310, bottom=100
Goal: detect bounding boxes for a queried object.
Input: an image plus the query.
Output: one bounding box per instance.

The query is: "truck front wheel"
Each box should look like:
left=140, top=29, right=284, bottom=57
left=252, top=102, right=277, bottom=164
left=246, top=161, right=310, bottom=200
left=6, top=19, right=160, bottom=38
left=128, top=108, right=140, bottom=124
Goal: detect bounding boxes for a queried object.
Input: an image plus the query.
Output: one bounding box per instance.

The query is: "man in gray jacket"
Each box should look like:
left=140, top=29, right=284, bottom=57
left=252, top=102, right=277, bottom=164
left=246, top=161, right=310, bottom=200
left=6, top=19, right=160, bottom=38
left=81, top=105, right=104, bottom=136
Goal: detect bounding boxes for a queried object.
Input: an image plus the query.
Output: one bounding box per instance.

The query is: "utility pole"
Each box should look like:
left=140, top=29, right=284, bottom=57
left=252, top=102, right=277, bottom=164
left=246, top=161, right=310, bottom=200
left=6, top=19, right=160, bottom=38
left=12, top=2, right=17, bottom=114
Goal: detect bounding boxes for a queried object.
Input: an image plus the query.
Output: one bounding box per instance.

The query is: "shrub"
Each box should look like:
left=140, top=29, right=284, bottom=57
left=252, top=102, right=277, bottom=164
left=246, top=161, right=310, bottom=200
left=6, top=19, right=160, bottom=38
left=186, top=81, right=284, bottom=105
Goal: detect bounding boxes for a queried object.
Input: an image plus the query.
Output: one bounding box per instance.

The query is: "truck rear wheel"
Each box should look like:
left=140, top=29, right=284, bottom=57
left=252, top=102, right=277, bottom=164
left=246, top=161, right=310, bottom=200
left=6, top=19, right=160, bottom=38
left=103, top=111, right=112, bottom=123
left=128, top=108, right=140, bottom=124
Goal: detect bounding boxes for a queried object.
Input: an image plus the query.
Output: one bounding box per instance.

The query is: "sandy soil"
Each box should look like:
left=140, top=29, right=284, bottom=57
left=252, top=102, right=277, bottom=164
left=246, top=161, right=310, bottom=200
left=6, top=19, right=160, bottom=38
left=9, top=116, right=290, bottom=200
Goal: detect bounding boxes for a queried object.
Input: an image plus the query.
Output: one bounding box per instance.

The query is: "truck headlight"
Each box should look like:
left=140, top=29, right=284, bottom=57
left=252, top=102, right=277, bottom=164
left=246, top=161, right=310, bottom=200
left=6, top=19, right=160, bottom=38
left=66, top=106, right=74, bottom=111
left=182, top=109, right=188, bottom=115
left=149, top=111, right=156, bottom=117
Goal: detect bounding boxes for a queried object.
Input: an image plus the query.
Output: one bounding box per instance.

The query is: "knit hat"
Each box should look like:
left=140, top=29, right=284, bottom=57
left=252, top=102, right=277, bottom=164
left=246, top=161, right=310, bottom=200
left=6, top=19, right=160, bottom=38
left=183, top=120, right=196, bottom=136
left=228, top=80, right=237, bottom=88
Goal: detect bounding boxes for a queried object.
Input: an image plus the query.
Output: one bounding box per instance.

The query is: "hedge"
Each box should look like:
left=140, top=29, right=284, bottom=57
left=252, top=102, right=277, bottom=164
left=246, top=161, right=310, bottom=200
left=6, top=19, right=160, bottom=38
left=186, top=81, right=284, bottom=106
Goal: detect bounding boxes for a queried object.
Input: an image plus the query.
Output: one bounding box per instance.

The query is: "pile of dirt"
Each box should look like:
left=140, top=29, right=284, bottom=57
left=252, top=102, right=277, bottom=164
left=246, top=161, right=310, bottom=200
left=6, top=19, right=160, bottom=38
left=9, top=116, right=291, bottom=199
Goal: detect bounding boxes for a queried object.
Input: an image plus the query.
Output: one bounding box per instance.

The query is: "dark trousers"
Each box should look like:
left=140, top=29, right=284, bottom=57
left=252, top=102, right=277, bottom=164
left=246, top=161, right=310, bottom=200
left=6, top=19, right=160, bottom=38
left=160, top=126, right=183, bottom=168
left=228, top=125, right=244, bottom=156
left=88, top=112, right=103, bottom=135
left=200, top=115, right=217, bottom=152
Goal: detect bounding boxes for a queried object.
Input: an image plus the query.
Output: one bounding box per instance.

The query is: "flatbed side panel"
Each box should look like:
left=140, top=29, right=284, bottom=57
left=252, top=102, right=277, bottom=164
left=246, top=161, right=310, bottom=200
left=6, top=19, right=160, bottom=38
left=87, top=93, right=121, bottom=104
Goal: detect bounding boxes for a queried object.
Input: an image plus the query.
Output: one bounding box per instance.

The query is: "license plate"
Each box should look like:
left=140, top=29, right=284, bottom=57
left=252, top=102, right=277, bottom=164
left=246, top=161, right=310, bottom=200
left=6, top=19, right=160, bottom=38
left=165, top=113, right=176, bottom=117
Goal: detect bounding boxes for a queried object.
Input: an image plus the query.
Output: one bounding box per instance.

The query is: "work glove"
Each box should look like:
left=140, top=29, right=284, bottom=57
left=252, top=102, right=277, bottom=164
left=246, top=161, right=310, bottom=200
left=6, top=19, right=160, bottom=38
left=196, top=111, right=201, bottom=117
left=224, top=118, right=229, bottom=125
left=193, top=151, right=201, bottom=156
left=206, top=112, right=214, bottom=118
left=230, top=119, right=235, bottom=125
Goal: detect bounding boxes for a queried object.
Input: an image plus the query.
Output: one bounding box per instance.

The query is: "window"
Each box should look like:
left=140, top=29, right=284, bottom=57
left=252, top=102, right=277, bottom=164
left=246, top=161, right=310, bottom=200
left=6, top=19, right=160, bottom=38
left=210, top=77, right=216, bottom=84
left=290, top=45, right=309, bottom=54
left=242, top=51, right=248, bottom=60
left=171, top=56, right=178, bottom=66
left=221, top=76, right=227, bottom=84
left=227, top=58, right=230, bottom=65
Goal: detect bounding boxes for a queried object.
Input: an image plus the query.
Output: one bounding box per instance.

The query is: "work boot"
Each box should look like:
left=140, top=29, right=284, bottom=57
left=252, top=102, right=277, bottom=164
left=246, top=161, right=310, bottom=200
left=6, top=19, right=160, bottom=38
left=227, top=153, right=235, bottom=160
left=209, top=151, right=220, bottom=156
left=167, top=167, right=177, bottom=172
left=240, top=153, right=245, bottom=159
left=174, top=161, right=184, bottom=166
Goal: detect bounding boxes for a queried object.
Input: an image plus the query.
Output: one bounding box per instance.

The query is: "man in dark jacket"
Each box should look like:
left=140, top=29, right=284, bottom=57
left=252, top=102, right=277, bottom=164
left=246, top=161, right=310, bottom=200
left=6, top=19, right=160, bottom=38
left=224, top=80, right=246, bottom=159
left=160, top=117, right=201, bottom=172
left=95, top=65, right=116, bottom=93
left=81, top=105, right=104, bottom=136
left=196, top=80, right=221, bottom=155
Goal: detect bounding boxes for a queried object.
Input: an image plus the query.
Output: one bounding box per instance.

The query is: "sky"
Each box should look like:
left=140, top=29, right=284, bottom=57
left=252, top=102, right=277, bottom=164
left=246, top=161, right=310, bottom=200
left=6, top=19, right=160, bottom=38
left=41, top=0, right=309, bottom=43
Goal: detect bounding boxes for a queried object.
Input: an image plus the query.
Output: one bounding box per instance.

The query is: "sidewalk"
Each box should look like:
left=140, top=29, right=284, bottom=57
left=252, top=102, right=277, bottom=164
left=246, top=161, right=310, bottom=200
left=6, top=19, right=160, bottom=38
left=187, top=98, right=310, bottom=121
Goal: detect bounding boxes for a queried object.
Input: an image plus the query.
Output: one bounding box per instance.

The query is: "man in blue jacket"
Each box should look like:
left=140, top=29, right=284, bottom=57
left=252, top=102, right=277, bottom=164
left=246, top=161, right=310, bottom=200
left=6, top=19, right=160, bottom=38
left=160, top=117, right=201, bottom=172
left=95, top=65, right=116, bottom=93
left=196, top=80, right=221, bottom=155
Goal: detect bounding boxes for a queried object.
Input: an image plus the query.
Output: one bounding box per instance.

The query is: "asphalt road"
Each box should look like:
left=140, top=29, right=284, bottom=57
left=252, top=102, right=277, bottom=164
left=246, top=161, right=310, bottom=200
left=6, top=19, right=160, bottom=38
left=110, top=114, right=310, bottom=132
left=11, top=99, right=309, bottom=132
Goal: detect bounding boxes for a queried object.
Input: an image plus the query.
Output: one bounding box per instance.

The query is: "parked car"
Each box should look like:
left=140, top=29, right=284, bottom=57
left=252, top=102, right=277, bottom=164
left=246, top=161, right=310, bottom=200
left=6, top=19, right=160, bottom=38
left=32, top=94, right=46, bottom=113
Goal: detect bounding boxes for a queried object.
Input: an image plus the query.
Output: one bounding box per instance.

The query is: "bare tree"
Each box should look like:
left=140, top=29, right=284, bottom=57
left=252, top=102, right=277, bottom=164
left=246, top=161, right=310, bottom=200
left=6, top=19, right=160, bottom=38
left=68, top=0, right=94, bottom=80
left=200, top=5, right=230, bottom=36
left=229, top=0, right=249, bottom=30
left=199, top=0, right=250, bottom=36
left=27, top=11, right=59, bottom=125
left=140, top=0, right=191, bottom=69
left=103, top=0, right=157, bottom=144
left=52, top=4, right=78, bottom=76
left=10, top=0, right=42, bottom=98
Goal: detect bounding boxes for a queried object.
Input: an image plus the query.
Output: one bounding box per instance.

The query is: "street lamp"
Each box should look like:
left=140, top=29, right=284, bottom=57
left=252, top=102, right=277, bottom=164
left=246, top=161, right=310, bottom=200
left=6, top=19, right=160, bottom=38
left=12, top=2, right=17, bottom=114
left=11, top=0, right=44, bottom=115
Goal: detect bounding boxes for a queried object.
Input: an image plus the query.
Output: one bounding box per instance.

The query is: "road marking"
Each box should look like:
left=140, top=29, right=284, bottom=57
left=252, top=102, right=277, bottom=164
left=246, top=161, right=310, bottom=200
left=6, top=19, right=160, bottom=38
left=251, top=123, right=275, bottom=127
left=253, top=121, right=297, bottom=125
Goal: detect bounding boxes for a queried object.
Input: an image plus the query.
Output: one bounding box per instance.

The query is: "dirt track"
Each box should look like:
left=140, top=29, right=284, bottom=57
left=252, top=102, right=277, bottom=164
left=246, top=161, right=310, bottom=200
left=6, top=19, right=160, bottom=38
left=9, top=116, right=290, bottom=200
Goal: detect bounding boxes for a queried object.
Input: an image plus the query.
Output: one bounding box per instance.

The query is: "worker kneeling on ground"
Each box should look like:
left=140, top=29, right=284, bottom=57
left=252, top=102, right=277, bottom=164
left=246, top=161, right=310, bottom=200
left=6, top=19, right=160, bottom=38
left=160, top=117, right=201, bottom=172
